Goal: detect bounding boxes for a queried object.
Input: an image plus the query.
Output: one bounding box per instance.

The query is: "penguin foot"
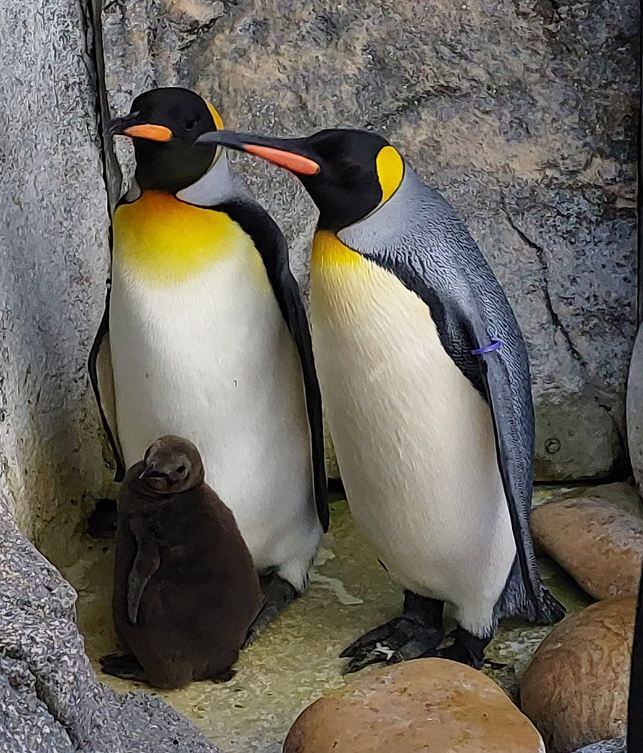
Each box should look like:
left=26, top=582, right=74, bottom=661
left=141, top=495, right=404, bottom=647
left=243, top=573, right=298, bottom=647
left=436, top=627, right=491, bottom=670
left=99, top=653, right=146, bottom=682
left=341, top=592, right=445, bottom=674
left=210, top=668, right=236, bottom=684
left=87, top=498, right=117, bottom=539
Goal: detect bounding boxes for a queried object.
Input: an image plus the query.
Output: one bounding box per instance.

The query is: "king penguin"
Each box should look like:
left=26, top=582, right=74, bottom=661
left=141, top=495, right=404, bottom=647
left=103, top=435, right=261, bottom=689
left=197, top=126, right=565, bottom=670
left=89, top=88, right=328, bottom=638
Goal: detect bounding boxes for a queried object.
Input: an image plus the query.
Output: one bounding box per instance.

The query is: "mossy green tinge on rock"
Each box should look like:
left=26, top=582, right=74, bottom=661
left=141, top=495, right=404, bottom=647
left=284, top=658, right=544, bottom=752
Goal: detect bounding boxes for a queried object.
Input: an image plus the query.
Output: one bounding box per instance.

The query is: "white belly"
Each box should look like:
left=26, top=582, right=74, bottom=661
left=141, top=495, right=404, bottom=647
left=109, top=249, right=319, bottom=582
left=311, top=250, right=516, bottom=633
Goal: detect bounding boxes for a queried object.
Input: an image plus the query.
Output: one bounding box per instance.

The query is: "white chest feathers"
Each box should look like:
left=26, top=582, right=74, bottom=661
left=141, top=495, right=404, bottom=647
left=107, top=195, right=320, bottom=582
left=310, top=231, right=516, bottom=633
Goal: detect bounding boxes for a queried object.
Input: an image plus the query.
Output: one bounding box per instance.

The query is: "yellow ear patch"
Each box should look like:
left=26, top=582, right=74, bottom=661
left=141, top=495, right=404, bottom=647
left=205, top=101, right=224, bottom=130
left=375, top=145, right=404, bottom=204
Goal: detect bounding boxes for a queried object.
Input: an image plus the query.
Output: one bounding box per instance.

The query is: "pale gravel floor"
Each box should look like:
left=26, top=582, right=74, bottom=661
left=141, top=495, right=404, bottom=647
left=62, top=482, right=639, bottom=753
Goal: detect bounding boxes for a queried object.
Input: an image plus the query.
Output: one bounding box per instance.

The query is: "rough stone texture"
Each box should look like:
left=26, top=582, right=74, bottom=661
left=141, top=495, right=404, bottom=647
left=521, top=598, right=634, bottom=753
left=533, top=482, right=643, bottom=518
left=0, top=491, right=223, bottom=753
left=531, top=497, right=643, bottom=600
left=283, top=658, right=545, bottom=753
left=101, top=0, right=639, bottom=481
left=0, top=0, right=113, bottom=558
left=573, top=742, right=627, bottom=753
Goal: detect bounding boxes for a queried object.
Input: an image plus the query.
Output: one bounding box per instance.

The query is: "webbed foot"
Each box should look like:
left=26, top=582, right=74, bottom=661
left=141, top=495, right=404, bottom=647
left=243, top=572, right=298, bottom=647
left=341, top=592, right=444, bottom=673
left=437, top=627, right=491, bottom=670
left=100, top=653, right=146, bottom=682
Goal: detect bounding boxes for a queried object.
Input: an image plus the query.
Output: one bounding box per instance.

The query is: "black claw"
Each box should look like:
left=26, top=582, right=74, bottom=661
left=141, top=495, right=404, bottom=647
left=100, top=652, right=146, bottom=682
left=344, top=647, right=393, bottom=674
left=437, top=627, right=491, bottom=670
left=341, top=616, right=412, bottom=658
left=340, top=596, right=445, bottom=673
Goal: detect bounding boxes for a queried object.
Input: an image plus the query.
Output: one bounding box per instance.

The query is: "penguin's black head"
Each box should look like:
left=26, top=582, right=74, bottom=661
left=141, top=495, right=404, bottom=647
left=110, top=87, right=224, bottom=194
left=196, top=128, right=405, bottom=232
left=138, top=435, right=204, bottom=494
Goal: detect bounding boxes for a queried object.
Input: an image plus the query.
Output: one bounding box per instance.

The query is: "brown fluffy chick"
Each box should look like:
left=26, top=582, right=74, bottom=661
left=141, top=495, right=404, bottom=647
left=101, top=435, right=261, bottom=689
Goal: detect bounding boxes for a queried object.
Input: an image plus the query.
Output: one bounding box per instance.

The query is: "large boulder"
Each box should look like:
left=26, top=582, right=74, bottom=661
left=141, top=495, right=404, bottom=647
left=102, top=0, right=638, bottom=481
left=531, top=497, right=643, bottom=600
left=0, top=492, right=223, bottom=753
left=520, top=598, right=634, bottom=753
left=284, top=658, right=545, bottom=753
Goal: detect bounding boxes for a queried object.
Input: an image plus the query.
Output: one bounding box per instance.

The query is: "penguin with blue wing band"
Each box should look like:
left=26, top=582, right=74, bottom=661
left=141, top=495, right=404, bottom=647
left=197, top=126, right=565, bottom=671
left=89, top=88, right=328, bottom=642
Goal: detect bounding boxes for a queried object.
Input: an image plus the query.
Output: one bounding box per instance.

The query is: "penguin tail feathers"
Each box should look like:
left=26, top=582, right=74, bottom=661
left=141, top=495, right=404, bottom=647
left=496, top=560, right=565, bottom=625
left=534, top=586, right=566, bottom=625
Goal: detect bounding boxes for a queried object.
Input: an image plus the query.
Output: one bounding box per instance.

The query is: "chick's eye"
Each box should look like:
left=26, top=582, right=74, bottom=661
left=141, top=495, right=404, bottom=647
left=176, top=465, right=186, bottom=474
left=185, top=119, right=198, bottom=131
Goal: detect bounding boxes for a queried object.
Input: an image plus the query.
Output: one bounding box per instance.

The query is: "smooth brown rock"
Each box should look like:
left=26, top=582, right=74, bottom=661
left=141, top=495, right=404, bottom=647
left=531, top=496, right=643, bottom=599
left=521, top=597, right=634, bottom=753
left=284, top=658, right=544, bottom=753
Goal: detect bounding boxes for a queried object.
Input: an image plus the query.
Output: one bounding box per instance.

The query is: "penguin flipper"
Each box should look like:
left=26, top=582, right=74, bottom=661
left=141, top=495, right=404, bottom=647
left=127, top=524, right=161, bottom=625
left=88, top=300, right=126, bottom=482
left=367, top=256, right=563, bottom=623
left=468, top=320, right=563, bottom=624
left=214, top=199, right=329, bottom=532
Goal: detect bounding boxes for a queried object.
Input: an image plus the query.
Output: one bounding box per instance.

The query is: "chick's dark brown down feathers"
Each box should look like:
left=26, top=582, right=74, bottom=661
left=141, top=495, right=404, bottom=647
left=101, top=435, right=261, bottom=689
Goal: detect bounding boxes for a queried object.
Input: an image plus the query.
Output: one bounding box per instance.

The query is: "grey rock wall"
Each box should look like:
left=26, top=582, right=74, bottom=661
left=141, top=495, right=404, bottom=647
left=0, top=490, right=222, bottom=753
left=0, top=0, right=112, bottom=554
left=102, top=0, right=639, bottom=481
left=573, top=740, right=626, bottom=753
left=0, top=0, right=638, bottom=552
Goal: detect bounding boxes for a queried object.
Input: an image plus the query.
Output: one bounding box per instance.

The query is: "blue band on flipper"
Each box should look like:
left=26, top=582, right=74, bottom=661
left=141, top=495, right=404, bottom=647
left=472, top=338, right=502, bottom=355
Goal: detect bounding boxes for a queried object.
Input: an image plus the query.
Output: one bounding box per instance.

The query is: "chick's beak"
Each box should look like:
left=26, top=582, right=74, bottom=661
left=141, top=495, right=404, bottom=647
left=138, top=463, right=156, bottom=481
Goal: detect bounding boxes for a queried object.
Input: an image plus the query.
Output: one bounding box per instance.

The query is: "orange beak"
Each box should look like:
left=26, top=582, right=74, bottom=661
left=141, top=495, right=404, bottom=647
left=196, top=130, right=321, bottom=176
left=121, top=124, right=173, bottom=142
left=243, top=144, right=320, bottom=176
left=108, top=113, right=174, bottom=142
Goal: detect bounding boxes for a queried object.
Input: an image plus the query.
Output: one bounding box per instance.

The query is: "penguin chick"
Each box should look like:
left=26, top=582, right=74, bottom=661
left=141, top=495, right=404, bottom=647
left=101, top=435, right=261, bottom=689
left=197, top=127, right=565, bottom=672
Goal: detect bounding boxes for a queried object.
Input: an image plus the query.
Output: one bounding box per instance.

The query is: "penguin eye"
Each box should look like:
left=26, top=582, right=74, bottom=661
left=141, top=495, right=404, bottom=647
left=176, top=465, right=186, bottom=474
left=184, top=119, right=198, bottom=131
